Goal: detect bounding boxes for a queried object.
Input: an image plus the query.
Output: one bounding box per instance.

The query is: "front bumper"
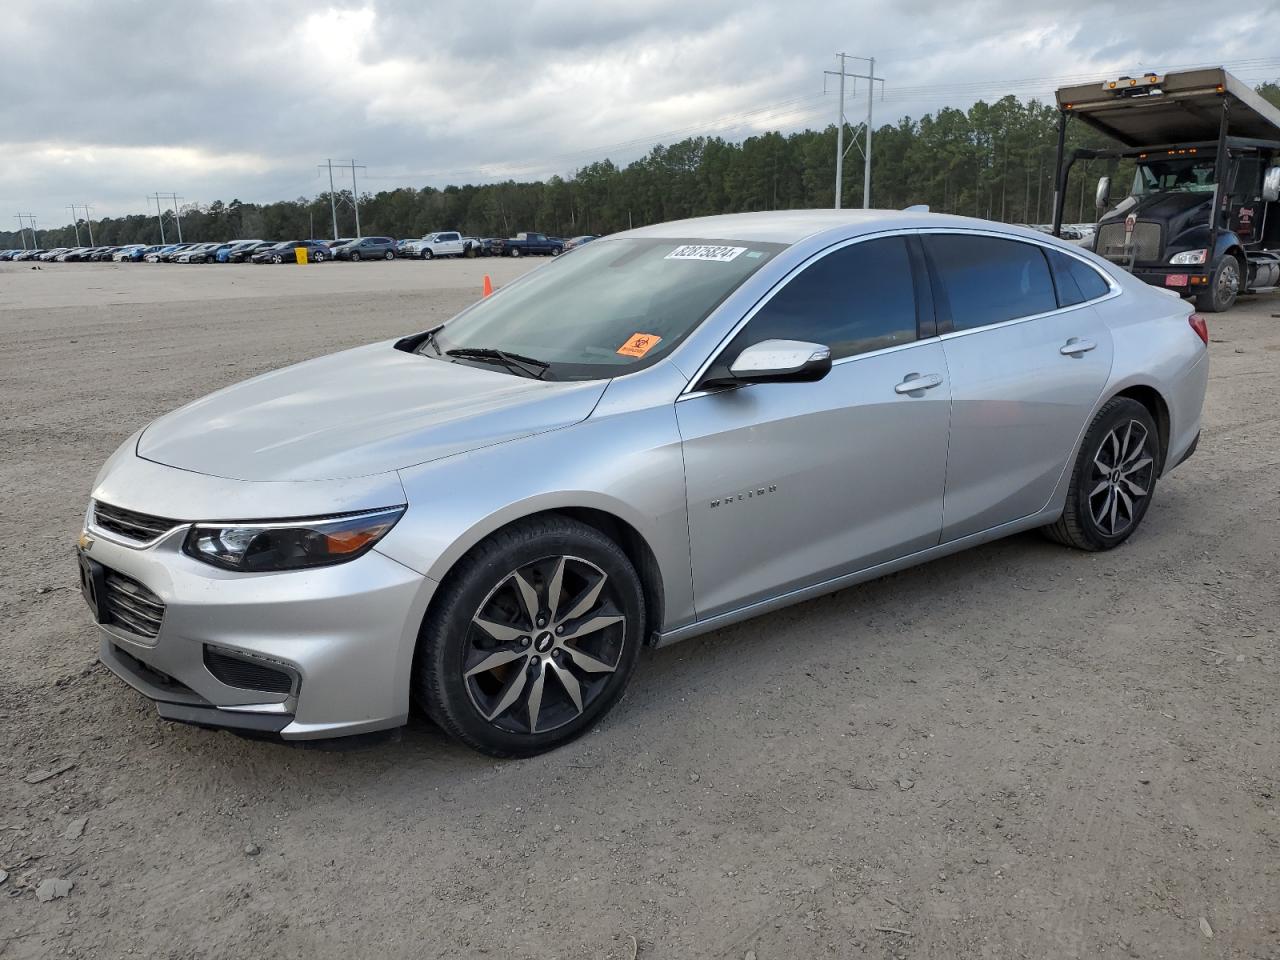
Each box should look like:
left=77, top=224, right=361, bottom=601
left=1113, top=263, right=1211, bottom=293
left=85, top=512, right=436, bottom=740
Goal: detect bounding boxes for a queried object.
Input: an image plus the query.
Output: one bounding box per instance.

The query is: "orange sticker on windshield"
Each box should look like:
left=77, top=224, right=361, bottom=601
left=616, top=333, right=661, bottom=358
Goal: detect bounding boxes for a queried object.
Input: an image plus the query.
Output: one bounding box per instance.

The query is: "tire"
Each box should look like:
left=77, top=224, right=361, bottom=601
left=465, top=246, right=477, bottom=259
left=414, top=515, right=645, bottom=757
left=551, top=247, right=561, bottom=257
left=384, top=250, right=394, bottom=260
left=271, top=254, right=282, bottom=264
left=420, top=248, right=433, bottom=260
left=1043, top=397, right=1160, bottom=551
left=1195, top=254, right=1241, bottom=313
left=509, top=247, right=521, bottom=258
left=312, top=250, right=325, bottom=263
left=351, top=251, right=361, bottom=262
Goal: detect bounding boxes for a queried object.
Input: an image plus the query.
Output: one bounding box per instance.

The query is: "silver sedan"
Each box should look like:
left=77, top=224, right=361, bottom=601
left=80, top=210, right=1208, bottom=756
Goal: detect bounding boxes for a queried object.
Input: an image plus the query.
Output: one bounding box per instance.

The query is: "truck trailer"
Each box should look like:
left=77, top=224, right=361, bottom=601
left=1052, top=67, right=1280, bottom=312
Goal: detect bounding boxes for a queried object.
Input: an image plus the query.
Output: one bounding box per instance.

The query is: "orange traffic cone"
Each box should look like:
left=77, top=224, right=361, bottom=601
left=482, top=274, right=493, bottom=297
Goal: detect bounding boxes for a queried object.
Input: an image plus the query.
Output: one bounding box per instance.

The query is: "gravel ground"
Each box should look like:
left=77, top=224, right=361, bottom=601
left=1, top=260, right=1277, bottom=960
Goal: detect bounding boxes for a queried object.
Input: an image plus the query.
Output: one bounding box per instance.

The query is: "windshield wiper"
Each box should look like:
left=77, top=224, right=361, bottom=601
left=445, top=347, right=551, bottom=380
left=395, top=324, right=444, bottom=356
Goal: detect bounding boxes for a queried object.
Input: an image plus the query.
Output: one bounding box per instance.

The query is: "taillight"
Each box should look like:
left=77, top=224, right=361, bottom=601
left=1188, top=313, right=1208, bottom=346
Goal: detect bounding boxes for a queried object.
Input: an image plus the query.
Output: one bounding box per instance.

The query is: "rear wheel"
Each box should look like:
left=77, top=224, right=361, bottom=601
left=1195, top=254, right=1240, bottom=313
left=1043, top=397, right=1159, bottom=551
left=509, top=247, right=521, bottom=258
left=271, top=254, right=282, bottom=264
left=414, top=516, right=644, bottom=757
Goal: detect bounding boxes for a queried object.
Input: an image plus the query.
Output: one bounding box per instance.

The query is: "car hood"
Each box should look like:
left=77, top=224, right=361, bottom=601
left=137, top=341, right=608, bottom=481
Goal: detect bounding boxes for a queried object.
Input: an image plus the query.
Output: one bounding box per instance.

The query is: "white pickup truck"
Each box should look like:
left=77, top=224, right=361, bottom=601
left=403, top=231, right=465, bottom=260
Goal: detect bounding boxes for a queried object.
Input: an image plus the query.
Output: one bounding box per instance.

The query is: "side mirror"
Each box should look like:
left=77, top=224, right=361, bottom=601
left=1263, top=166, right=1280, bottom=203
left=725, top=339, right=832, bottom=385
left=1095, top=176, right=1112, bottom=211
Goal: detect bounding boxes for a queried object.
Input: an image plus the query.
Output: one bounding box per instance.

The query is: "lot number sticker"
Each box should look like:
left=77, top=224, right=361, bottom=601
left=617, top=333, right=662, bottom=358
left=665, top=244, right=747, bottom=262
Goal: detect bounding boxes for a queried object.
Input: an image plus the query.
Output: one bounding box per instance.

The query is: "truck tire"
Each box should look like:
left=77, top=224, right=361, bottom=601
left=1195, top=254, right=1240, bottom=313
left=509, top=247, right=521, bottom=258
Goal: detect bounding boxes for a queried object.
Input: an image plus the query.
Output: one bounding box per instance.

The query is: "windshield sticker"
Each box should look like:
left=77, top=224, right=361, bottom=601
left=616, top=333, right=662, bottom=358
left=665, top=244, right=747, bottom=262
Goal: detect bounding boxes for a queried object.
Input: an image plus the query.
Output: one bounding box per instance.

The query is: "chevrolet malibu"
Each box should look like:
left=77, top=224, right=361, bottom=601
left=79, top=210, right=1208, bottom=756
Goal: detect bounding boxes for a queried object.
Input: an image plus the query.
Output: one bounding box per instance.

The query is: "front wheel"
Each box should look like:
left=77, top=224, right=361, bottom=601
left=414, top=516, right=645, bottom=757
left=384, top=250, right=394, bottom=260
left=1043, top=397, right=1159, bottom=551
left=271, top=254, right=282, bottom=264
left=420, top=249, right=433, bottom=260
left=351, top=251, right=361, bottom=261
left=312, top=250, right=325, bottom=263
left=1195, top=254, right=1241, bottom=313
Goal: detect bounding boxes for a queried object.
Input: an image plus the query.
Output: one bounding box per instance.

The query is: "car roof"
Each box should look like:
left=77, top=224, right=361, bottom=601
left=615, top=209, right=1074, bottom=247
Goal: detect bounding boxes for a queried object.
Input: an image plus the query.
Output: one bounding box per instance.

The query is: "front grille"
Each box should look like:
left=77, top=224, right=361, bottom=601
left=1097, top=220, right=1162, bottom=263
left=93, top=501, right=179, bottom=543
left=203, top=647, right=295, bottom=694
left=102, top=569, right=165, bottom=638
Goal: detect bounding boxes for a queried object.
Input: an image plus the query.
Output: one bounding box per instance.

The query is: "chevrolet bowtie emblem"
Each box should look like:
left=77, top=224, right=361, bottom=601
left=77, top=532, right=94, bottom=552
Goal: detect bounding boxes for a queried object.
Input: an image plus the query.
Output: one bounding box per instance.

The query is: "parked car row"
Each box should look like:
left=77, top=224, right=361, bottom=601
left=2, top=231, right=599, bottom=265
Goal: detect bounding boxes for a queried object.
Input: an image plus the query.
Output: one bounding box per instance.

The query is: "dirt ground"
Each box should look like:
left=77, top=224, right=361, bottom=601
left=1, top=259, right=1277, bottom=960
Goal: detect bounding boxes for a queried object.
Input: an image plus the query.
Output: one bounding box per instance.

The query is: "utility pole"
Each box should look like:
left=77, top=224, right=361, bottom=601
left=168, top=194, right=184, bottom=242
left=147, top=193, right=183, bottom=241
left=324, top=160, right=367, bottom=237
left=319, top=159, right=339, bottom=240
left=148, top=194, right=167, bottom=243
left=824, top=54, right=884, bottom=209
left=13, top=215, right=29, bottom=249
left=67, top=205, right=82, bottom=245
left=350, top=159, right=363, bottom=237
left=80, top=204, right=94, bottom=245
left=16, top=213, right=38, bottom=248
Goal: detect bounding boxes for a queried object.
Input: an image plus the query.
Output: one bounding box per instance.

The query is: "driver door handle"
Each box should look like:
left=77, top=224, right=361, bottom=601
left=1060, top=337, right=1097, bottom=356
left=894, top=373, right=944, bottom=395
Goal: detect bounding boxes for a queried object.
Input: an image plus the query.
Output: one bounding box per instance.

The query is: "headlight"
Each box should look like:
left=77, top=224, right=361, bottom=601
left=1169, top=249, right=1208, bottom=265
left=183, top=506, right=405, bottom=572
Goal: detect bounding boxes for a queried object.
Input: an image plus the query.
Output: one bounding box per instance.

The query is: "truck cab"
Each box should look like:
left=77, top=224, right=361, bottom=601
left=1053, top=68, right=1280, bottom=312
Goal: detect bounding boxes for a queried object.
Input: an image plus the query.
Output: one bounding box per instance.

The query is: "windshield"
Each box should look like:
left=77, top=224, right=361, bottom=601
left=1132, top=157, right=1217, bottom=196
left=430, top=237, right=783, bottom=380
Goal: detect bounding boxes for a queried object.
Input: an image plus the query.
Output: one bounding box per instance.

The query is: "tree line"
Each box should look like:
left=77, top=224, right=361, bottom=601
left=5, top=84, right=1278, bottom=250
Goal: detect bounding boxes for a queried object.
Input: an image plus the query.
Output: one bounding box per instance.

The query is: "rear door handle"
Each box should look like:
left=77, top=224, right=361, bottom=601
left=1060, top=337, right=1097, bottom=356
left=894, top=373, right=944, bottom=395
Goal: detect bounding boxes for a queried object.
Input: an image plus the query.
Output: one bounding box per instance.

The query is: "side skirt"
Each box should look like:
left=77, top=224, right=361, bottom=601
left=653, top=506, right=1062, bottom=648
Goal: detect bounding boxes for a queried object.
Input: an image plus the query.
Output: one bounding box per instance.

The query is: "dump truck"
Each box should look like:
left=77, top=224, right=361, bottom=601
left=1052, top=67, right=1280, bottom=312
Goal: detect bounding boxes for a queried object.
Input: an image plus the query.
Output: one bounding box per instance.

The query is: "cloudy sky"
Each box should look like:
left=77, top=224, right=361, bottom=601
left=3, top=0, right=1275, bottom=226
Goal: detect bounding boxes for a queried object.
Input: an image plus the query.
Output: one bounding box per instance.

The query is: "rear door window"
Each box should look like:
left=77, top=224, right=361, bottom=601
left=924, top=234, right=1058, bottom=331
